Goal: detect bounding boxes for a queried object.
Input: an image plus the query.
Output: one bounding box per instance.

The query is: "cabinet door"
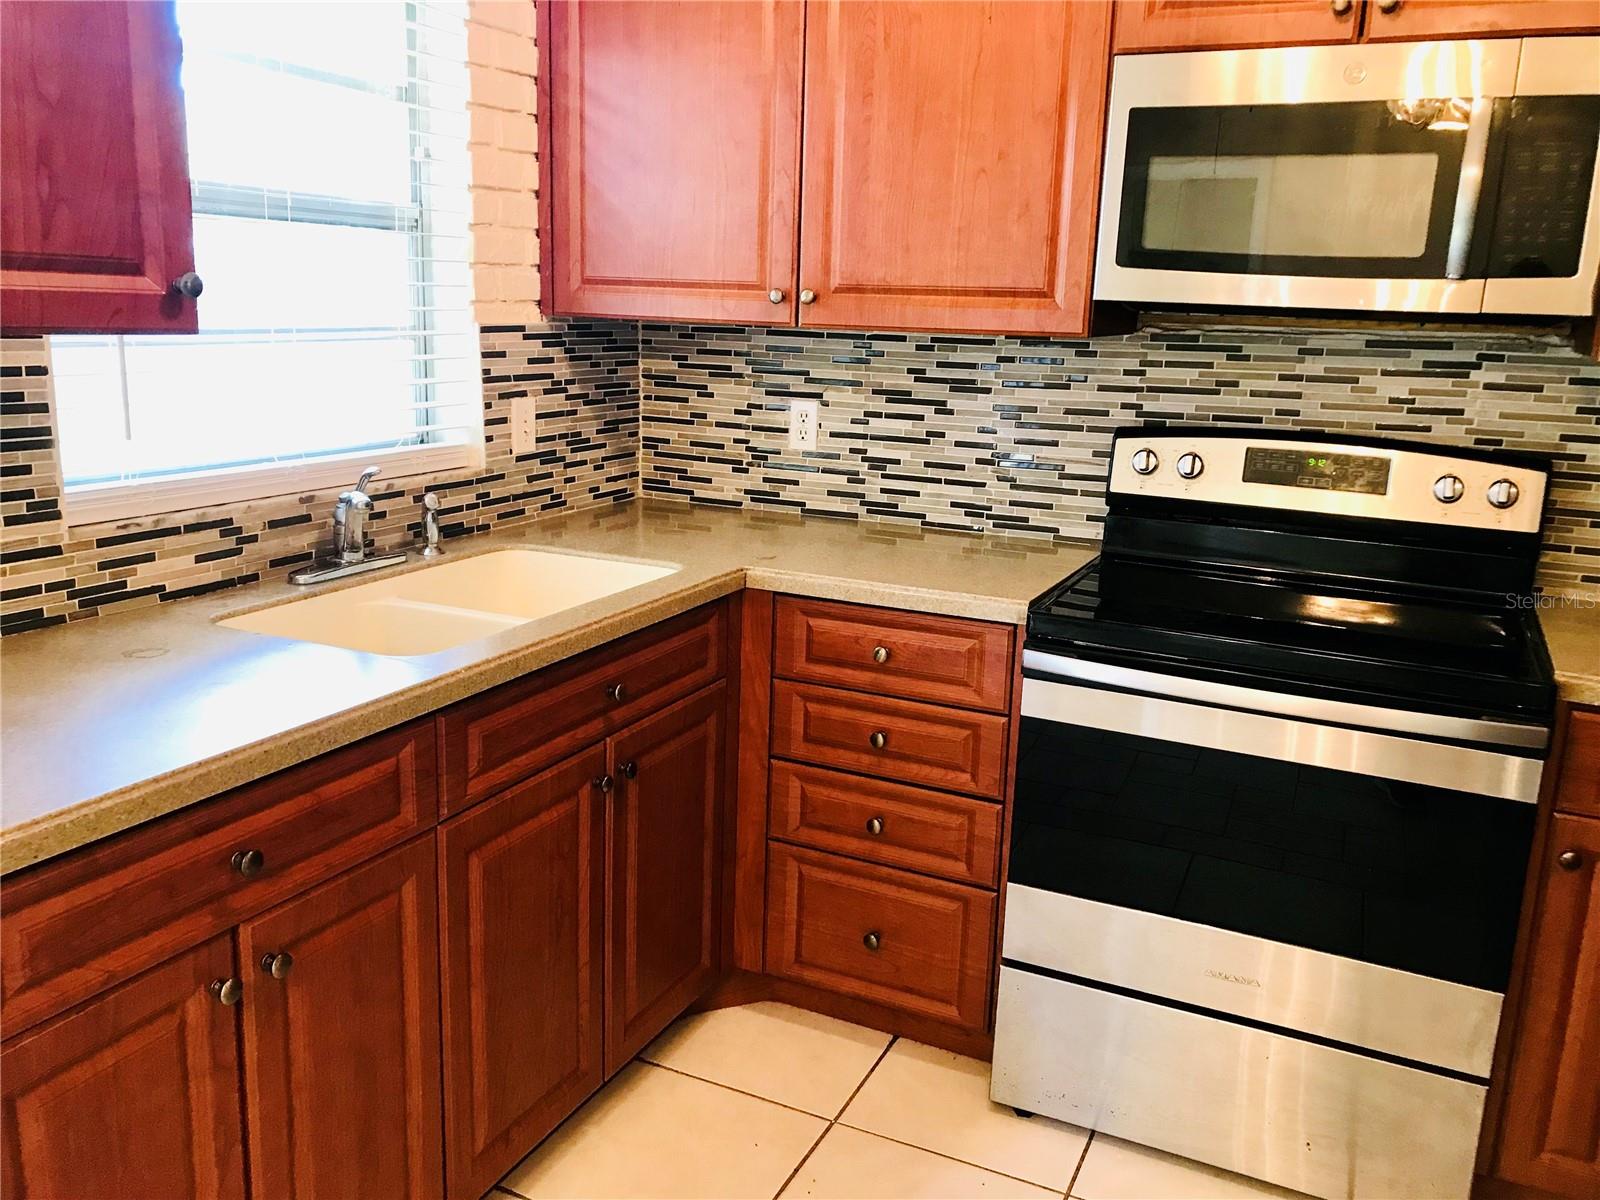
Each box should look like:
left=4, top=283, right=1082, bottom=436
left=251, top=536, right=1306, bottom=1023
left=240, top=838, right=443, bottom=1200
left=605, top=685, right=725, bottom=1074
left=796, top=0, right=1111, bottom=335
left=1111, top=0, right=1360, bottom=52
left=1364, top=0, right=1599, bottom=41
left=545, top=0, right=803, bottom=323
left=0, top=937, right=245, bottom=1200
left=439, top=749, right=607, bottom=1200
left=0, top=1, right=198, bottom=333
left=1495, top=815, right=1600, bottom=1197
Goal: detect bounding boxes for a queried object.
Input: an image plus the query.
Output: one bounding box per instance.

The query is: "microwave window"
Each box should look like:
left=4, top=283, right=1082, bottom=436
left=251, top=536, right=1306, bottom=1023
left=1142, top=153, right=1440, bottom=260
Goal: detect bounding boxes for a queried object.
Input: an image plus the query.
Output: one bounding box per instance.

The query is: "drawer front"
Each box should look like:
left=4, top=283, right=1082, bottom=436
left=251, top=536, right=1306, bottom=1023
left=774, top=596, right=1013, bottom=713
left=1, top=721, right=437, bottom=1037
left=439, top=603, right=726, bottom=812
left=769, top=761, right=1001, bottom=887
left=765, top=842, right=994, bottom=1031
left=1556, top=706, right=1600, bottom=819
left=771, top=681, right=1008, bottom=799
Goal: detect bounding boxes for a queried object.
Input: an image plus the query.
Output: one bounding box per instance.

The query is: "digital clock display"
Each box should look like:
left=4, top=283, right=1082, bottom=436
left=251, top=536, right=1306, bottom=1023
left=1242, top=447, right=1390, bottom=495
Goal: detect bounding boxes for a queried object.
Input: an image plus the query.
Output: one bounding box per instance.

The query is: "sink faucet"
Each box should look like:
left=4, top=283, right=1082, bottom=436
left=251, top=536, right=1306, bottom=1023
left=334, top=466, right=382, bottom=564
left=420, top=492, right=445, bottom=558
left=288, top=465, right=409, bottom=585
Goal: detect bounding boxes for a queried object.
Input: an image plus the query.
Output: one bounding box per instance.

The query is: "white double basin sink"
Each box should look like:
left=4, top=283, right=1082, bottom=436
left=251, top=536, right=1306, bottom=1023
left=219, top=548, right=678, bottom=657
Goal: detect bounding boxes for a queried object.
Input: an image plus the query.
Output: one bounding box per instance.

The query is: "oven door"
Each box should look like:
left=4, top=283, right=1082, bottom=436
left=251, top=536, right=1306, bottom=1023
left=1005, top=658, right=1542, bottom=1080
left=1095, top=38, right=1600, bottom=315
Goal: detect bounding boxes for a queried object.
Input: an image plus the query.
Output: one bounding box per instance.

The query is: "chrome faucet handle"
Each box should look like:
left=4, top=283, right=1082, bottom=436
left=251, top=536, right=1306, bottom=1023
left=352, top=465, right=381, bottom=496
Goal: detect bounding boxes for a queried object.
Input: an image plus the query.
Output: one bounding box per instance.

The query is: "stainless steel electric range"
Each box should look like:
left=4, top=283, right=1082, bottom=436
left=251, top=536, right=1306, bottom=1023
left=990, top=427, right=1556, bottom=1200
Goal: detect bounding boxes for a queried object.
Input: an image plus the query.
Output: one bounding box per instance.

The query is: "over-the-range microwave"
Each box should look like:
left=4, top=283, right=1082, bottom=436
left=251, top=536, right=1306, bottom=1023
left=1094, top=37, right=1600, bottom=317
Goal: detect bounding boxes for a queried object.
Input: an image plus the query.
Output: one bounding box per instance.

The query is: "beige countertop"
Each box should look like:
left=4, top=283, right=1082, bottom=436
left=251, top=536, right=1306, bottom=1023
left=1540, top=598, right=1600, bottom=707
left=0, top=501, right=1095, bottom=875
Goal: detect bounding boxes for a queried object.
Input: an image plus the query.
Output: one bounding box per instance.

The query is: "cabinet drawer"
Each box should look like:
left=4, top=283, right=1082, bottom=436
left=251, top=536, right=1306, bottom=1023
left=765, top=842, right=994, bottom=1031
left=1, top=721, right=437, bottom=1037
left=1555, top=706, right=1600, bottom=819
left=771, top=681, right=1008, bottom=800
left=770, top=761, right=1000, bottom=887
left=774, top=596, right=1013, bottom=713
left=439, top=603, right=726, bottom=812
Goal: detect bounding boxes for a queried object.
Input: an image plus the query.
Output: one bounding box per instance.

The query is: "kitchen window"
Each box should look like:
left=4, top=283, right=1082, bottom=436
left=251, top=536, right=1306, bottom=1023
left=51, top=1, right=478, bottom=524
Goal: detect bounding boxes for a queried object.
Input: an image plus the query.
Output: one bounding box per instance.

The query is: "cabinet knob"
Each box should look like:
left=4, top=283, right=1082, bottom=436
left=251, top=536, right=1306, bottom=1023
left=799, top=289, right=817, bottom=305
left=1375, top=0, right=1400, bottom=10
left=260, top=952, right=294, bottom=980
left=872, top=645, right=890, bottom=664
left=606, top=682, right=627, bottom=703
left=595, top=774, right=615, bottom=794
left=170, top=271, right=204, bottom=299
left=869, top=730, right=887, bottom=750
left=768, top=288, right=785, bottom=304
left=862, top=931, right=881, bottom=952
left=1558, top=849, right=1583, bottom=872
left=866, top=816, right=884, bottom=836
left=1329, top=0, right=1353, bottom=12
left=231, top=848, right=265, bottom=878
left=210, top=977, right=242, bottom=1006
left=620, top=760, right=638, bottom=780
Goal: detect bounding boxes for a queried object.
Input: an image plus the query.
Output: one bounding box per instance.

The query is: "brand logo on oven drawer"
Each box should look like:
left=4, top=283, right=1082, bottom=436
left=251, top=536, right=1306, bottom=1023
left=1204, top=968, right=1263, bottom=989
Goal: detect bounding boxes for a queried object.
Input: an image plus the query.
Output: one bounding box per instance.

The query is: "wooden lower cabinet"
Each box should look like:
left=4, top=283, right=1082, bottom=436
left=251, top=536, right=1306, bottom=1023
left=1493, top=814, right=1600, bottom=1198
left=240, top=836, right=443, bottom=1200
left=439, top=747, right=607, bottom=1200
left=0, top=936, right=246, bottom=1200
left=605, top=685, right=726, bottom=1074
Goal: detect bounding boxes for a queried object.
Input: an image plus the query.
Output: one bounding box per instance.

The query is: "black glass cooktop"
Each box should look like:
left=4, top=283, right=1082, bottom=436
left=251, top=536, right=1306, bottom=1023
left=1028, top=556, right=1555, bottom=724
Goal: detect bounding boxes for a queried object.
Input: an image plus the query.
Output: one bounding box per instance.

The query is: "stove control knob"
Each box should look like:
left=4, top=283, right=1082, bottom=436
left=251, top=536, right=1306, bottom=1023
left=1433, top=474, right=1464, bottom=504
left=1176, top=452, right=1204, bottom=480
left=1486, top=479, right=1520, bottom=510
left=1130, top=448, right=1159, bottom=476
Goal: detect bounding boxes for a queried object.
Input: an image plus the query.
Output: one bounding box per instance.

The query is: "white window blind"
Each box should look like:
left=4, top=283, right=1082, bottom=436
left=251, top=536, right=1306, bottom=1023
left=52, top=1, right=477, bottom=522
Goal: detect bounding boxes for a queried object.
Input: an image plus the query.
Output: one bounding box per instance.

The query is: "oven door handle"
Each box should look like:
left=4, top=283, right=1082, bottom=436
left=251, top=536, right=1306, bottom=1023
left=1445, top=97, right=1496, bottom=280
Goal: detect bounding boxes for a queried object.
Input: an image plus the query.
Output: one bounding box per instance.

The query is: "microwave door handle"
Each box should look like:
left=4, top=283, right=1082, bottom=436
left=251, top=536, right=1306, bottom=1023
left=1445, top=97, right=1496, bottom=280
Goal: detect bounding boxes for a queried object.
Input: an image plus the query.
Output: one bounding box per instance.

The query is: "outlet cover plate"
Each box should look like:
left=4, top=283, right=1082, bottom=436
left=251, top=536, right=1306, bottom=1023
left=789, top=398, right=819, bottom=451
left=511, top=395, right=537, bottom=456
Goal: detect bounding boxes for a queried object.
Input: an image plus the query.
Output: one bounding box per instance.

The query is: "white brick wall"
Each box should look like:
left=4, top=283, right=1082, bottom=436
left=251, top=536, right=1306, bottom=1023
left=467, top=1, right=541, bottom=326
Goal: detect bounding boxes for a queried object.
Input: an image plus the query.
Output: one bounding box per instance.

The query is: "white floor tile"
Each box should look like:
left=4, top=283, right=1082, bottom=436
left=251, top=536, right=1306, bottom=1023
left=643, top=1001, right=892, bottom=1117
left=780, top=1125, right=1059, bottom=1200
left=839, top=1039, right=1090, bottom=1190
left=1071, top=1135, right=1316, bottom=1200
left=499, top=1061, right=826, bottom=1200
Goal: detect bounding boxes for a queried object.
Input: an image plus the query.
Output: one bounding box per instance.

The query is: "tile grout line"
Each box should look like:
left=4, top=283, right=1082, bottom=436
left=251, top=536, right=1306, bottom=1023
left=771, top=1034, right=900, bottom=1199
left=642, top=1057, right=851, bottom=1122
left=1062, top=1129, right=1096, bottom=1200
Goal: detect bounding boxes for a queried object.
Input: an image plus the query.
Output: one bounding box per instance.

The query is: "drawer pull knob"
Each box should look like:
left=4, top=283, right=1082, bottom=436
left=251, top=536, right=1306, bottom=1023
left=1558, top=849, right=1583, bottom=871
left=862, top=931, right=881, bottom=952
left=620, top=760, right=638, bottom=780
left=606, top=682, right=627, bottom=703
left=210, top=977, right=242, bottom=1006
left=869, top=730, right=887, bottom=750
left=866, top=817, right=885, bottom=836
left=231, top=848, right=265, bottom=878
left=872, top=645, right=890, bottom=664
left=260, top=952, right=294, bottom=980
left=595, top=774, right=615, bottom=794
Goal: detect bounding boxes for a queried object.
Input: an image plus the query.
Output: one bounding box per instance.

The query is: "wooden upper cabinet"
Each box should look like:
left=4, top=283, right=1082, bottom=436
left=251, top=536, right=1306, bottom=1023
left=797, top=0, right=1113, bottom=336
left=604, top=685, right=725, bottom=1074
left=0, top=937, right=245, bottom=1200
left=544, top=0, right=803, bottom=324
left=0, top=1, right=199, bottom=334
left=1363, top=0, right=1600, bottom=41
left=239, top=838, right=443, bottom=1200
left=1112, top=0, right=1360, bottom=52
left=1494, top=814, right=1600, bottom=1198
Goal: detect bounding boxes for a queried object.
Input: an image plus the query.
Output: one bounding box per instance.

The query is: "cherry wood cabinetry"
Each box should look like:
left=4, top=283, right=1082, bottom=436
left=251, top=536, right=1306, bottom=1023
left=543, top=0, right=804, bottom=323
left=439, top=748, right=607, bottom=1200
left=1113, top=0, right=1598, bottom=53
left=605, top=686, right=726, bottom=1073
left=0, top=0, right=199, bottom=333
left=239, top=836, right=443, bottom=1200
left=1553, top=705, right=1600, bottom=818
left=0, top=937, right=245, bottom=1200
left=796, top=0, right=1113, bottom=335
left=1492, top=813, right=1600, bottom=1197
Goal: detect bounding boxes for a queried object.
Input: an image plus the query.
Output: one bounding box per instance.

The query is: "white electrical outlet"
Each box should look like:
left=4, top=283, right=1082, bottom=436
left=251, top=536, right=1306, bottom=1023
left=511, top=395, right=537, bottom=456
left=789, top=398, right=820, bottom=451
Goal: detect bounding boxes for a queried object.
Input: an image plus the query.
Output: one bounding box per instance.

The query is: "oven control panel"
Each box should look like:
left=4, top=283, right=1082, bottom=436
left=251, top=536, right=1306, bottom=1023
left=1108, top=434, right=1547, bottom=533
